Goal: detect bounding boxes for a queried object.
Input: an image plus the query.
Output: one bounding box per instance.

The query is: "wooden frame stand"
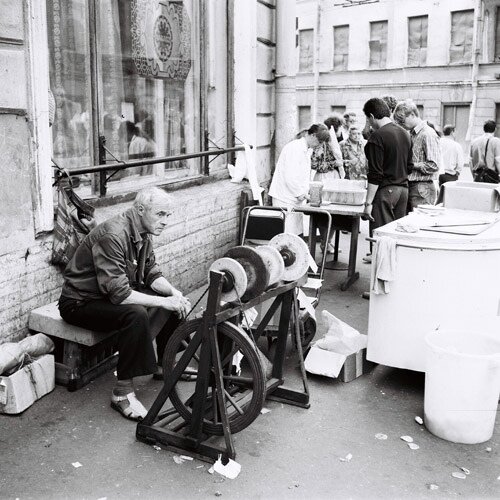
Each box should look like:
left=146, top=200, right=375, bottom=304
left=136, top=272, right=310, bottom=462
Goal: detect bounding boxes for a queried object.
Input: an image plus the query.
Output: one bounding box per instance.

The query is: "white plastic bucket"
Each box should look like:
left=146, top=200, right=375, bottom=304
left=424, top=327, right=500, bottom=444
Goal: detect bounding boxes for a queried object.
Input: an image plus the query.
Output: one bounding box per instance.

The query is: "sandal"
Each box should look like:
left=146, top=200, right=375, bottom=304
left=110, top=392, right=148, bottom=421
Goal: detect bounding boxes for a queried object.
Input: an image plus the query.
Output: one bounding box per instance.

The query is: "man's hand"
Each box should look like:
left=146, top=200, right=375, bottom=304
left=159, top=295, right=191, bottom=319
left=361, top=202, right=375, bottom=222
left=297, top=194, right=309, bottom=203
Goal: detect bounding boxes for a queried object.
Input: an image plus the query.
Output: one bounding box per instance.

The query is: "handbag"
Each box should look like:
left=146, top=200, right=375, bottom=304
left=51, top=168, right=96, bottom=268
left=474, top=139, right=500, bottom=184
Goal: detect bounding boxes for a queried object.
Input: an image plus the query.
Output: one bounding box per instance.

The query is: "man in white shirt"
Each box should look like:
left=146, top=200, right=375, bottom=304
left=269, top=123, right=330, bottom=234
left=438, top=124, right=463, bottom=186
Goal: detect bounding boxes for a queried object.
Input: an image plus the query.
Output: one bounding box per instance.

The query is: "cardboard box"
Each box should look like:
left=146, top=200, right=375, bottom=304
left=305, top=347, right=374, bottom=382
left=0, top=354, right=55, bottom=414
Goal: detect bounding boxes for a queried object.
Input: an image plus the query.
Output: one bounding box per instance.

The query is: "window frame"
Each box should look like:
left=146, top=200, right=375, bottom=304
left=369, top=20, right=388, bottom=69
left=332, top=24, right=349, bottom=71
left=298, top=28, right=314, bottom=73
left=47, top=0, right=209, bottom=199
left=407, top=15, right=428, bottom=67
left=449, top=9, right=474, bottom=65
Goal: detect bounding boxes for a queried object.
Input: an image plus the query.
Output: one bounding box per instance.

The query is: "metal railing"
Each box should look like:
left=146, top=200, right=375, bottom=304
left=53, top=143, right=250, bottom=197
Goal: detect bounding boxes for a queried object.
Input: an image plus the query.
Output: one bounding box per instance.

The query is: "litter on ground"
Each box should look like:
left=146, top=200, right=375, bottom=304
left=400, top=436, right=413, bottom=443
left=415, top=416, right=423, bottom=425
left=375, top=433, right=388, bottom=440
left=71, top=462, right=82, bottom=468
left=407, top=443, right=419, bottom=450
left=452, top=472, right=467, bottom=480
left=427, top=484, right=439, bottom=490
left=260, top=408, right=271, bottom=414
left=460, top=467, right=470, bottom=475
left=339, top=453, right=353, bottom=462
left=212, top=455, right=241, bottom=479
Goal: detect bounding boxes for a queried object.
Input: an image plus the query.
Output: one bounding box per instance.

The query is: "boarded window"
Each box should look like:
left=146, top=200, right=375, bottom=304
left=299, top=29, right=314, bottom=72
left=298, top=106, right=312, bottom=132
left=495, top=7, right=500, bottom=62
left=369, top=21, right=388, bottom=69
left=450, top=10, right=474, bottom=64
left=408, top=16, right=428, bottom=66
left=333, top=25, right=349, bottom=71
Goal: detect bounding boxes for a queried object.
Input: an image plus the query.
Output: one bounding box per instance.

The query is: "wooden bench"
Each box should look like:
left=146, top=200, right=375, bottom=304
left=29, top=302, right=119, bottom=391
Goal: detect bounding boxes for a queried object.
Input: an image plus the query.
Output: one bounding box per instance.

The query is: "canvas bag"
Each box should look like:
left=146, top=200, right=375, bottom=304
left=51, top=171, right=96, bottom=268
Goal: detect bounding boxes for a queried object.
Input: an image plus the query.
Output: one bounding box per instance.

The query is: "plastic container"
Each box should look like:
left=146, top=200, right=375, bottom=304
left=322, top=179, right=366, bottom=205
left=309, top=181, right=323, bottom=207
left=424, top=327, right=500, bottom=444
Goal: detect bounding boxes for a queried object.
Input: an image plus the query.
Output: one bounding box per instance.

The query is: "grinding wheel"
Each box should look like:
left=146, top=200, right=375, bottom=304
left=255, top=245, right=284, bottom=288
left=224, top=246, right=270, bottom=301
left=269, top=233, right=310, bottom=281
left=209, top=257, right=248, bottom=303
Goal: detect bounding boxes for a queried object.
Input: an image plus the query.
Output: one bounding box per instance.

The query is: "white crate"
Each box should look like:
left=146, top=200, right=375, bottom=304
left=322, top=179, right=366, bottom=205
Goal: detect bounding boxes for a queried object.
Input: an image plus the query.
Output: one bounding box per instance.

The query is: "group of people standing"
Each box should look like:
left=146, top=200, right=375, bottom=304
left=269, top=95, right=500, bottom=249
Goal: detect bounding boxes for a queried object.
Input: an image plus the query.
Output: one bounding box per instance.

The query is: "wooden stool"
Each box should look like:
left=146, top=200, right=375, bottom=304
left=29, top=302, right=119, bottom=391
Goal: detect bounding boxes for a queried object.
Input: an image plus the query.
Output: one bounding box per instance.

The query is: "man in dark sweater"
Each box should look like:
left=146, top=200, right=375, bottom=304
left=362, top=98, right=413, bottom=229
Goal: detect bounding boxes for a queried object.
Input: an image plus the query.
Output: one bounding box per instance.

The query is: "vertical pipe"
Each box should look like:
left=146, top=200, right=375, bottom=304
left=88, top=0, right=101, bottom=195
left=312, top=0, right=322, bottom=123
left=227, top=0, right=236, bottom=166
left=275, top=0, right=298, bottom=159
left=466, top=0, right=484, bottom=143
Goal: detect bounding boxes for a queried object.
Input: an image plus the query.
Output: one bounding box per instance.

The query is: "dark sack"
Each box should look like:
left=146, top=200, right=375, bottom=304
left=475, top=166, right=500, bottom=184
left=51, top=182, right=96, bottom=268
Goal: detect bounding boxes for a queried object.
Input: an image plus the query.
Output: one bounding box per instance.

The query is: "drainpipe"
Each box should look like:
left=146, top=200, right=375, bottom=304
left=275, top=0, right=298, bottom=159
left=312, top=0, right=322, bottom=123
left=465, top=0, right=484, bottom=142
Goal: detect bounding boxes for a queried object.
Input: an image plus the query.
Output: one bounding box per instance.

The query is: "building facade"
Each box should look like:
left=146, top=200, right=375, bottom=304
left=0, top=0, right=293, bottom=343
left=296, top=0, right=500, bottom=153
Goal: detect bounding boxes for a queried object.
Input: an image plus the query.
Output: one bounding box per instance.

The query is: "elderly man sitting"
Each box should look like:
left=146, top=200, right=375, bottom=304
left=58, top=187, right=191, bottom=421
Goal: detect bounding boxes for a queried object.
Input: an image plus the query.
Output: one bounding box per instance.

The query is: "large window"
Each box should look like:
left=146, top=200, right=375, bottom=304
left=47, top=0, right=202, bottom=195
left=369, top=20, right=388, bottom=69
left=298, top=29, right=314, bottom=72
left=333, top=25, right=349, bottom=71
left=450, top=10, right=474, bottom=64
left=408, top=15, right=428, bottom=66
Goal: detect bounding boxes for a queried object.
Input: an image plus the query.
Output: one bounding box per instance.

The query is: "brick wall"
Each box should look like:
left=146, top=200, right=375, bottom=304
left=0, top=180, right=246, bottom=343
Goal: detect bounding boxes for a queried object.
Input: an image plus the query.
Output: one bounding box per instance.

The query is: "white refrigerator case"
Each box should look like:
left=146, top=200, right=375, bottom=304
left=366, top=214, right=500, bottom=372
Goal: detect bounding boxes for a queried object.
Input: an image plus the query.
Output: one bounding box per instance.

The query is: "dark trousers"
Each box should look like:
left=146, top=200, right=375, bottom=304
left=58, top=295, right=181, bottom=380
left=371, top=185, right=408, bottom=232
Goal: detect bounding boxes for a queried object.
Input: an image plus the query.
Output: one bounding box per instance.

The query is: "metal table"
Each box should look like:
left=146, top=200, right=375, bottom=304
left=296, top=203, right=364, bottom=291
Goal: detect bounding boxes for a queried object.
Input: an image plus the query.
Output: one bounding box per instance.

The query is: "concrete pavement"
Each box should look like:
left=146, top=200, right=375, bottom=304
left=1, top=219, right=499, bottom=499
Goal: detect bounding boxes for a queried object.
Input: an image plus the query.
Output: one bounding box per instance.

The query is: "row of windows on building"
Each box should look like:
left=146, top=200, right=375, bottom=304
left=299, top=8, right=500, bottom=71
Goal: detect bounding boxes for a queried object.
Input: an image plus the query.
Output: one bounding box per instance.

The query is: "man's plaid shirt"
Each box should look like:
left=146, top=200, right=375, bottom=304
left=408, top=121, right=440, bottom=182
